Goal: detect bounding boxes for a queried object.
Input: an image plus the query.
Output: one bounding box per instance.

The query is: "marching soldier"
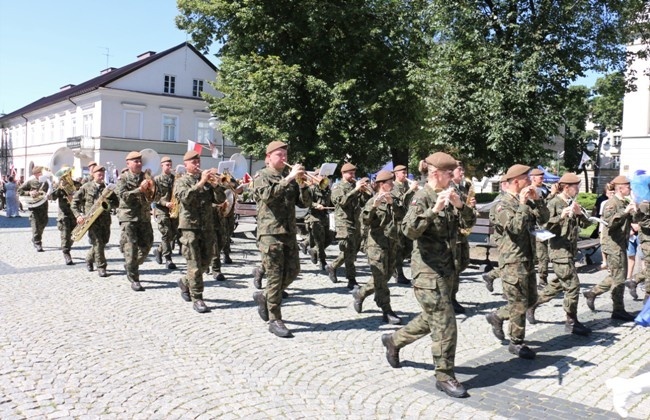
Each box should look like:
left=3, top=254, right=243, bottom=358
left=526, top=173, right=591, bottom=336
left=529, top=168, right=554, bottom=288
left=175, top=150, right=226, bottom=313
left=381, top=152, right=475, bottom=398
left=50, top=166, right=79, bottom=265
left=481, top=176, right=508, bottom=292
left=209, top=199, right=227, bottom=282
left=391, top=164, right=418, bottom=285
left=71, top=165, right=119, bottom=277
left=485, top=164, right=549, bottom=359
left=18, top=166, right=49, bottom=252
left=327, top=163, right=368, bottom=289
left=305, top=168, right=332, bottom=271
left=352, top=170, right=405, bottom=324
left=153, top=156, right=179, bottom=270
left=252, top=141, right=312, bottom=337
left=583, top=175, right=637, bottom=321
left=115, top=151, right=156, bottom=292
left=626, top=199, right=650, bottom=303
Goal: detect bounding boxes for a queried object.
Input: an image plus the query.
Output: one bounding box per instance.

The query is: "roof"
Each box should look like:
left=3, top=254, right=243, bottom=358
left=0, top=42, right=216, bottom=123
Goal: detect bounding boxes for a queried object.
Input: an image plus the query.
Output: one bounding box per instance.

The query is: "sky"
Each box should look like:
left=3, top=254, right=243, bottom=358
left=0, top=1, right=601, bottom=116
left=0, top=0, right=220, bottom=115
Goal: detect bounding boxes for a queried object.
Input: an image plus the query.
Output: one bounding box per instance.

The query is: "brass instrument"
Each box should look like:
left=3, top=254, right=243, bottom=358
left=142, top=169, right=157, bottom=202
left=465, top=179, right=476, bottom=206
left=139, top=148, right=160, bottom=202
left=169, top=176, right=180, bottom=219
left=206, top=168, right=235, bottom=189
left=358, top=177, right=373, bottom=195
left=283, top=162, right=329, bottom=189
left=54, top=167, right=77, bottom=204
left=19, top=172, right=53, bottom=209
left=72, top=184, right=116, bottom=242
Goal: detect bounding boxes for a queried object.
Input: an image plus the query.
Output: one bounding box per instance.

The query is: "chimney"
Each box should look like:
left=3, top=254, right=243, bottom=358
left=137, top=51, right=156, bottom=60
left=100, top=67, right=117, bottom=75
left=60, top=84, right=75, bottom=91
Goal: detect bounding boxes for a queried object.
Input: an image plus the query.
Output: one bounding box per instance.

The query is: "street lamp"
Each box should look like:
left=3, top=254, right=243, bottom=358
left=208, top=116, right=224, bottom=161
left=586, top=139, right=596, bottom=153
left=603, top=140, right=611, bottom=152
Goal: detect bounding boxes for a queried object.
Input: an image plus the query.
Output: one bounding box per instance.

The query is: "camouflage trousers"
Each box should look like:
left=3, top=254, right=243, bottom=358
left=452, top=237, right=470, bottom=298
left=537, top=259, right=580, bottom=315
left=120, top=221, right=153, bottom=282
left=393, top=283, right=457, bottom=382
left=87, top=222, right=111, bottom=269
left=29, top=204, right=49, bottom=244
left=592, top=247, right=627, bottom=311
left=180, top=229, right=215, bottom=301
left=535, top=239, right=550, bottom=282
left=258, top=234, right=300, bottom=321
left=484, top=266, right=501, bottom=282
left=395, top=227, right=413, bottom=271
left=495, top=260, right=537, bottom=344
left=358, top=243, right=397, bottom=310
left=307, top=217, right=330, bottom=264
left=210, top=225, right=225, bottom=273
left=155, top=213, right=178, bottom=260
left=57, top=214, right=76, bottom=252
left=634, top=242, right=650, bottom=297
left=222, top=213, right=236, bottom=255
left=331, top=228, right=361, bottom=280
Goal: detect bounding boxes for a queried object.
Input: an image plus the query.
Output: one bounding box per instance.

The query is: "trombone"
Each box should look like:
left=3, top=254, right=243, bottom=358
left=284, top=162, right=329, bottom=189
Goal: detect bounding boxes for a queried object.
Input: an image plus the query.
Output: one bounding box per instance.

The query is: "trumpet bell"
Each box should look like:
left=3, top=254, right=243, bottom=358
left=140, top=148, right=161, bottom=176
left=49, top=147, right=75, bottom=175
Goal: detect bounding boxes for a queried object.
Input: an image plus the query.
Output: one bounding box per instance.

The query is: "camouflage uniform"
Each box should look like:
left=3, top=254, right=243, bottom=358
left=537, top=195, right=590, bottom=314
left=50, top=185, right=77, bottom=256
left=493, top=192, right=549, bottom=344
left=356, top=192, right=405, bottom=309
left=534, top=184, right=553, bottom=285
left=221, top=184, right=239, bottom=261
left=391, top=184, right=476, bottom=381
left=210, top=204, right=226, bottom=276
left=484, top=194, right=505, bottom=282
left=305, top=183, right=332, bottom=268
left=72, top=181, right=119, bottom=269
left=330, top=179, right=364, bottom=281
left=18, top=178, right=49, bottom=248
left=392, top=180, right=416, bottom=278
left=588, top=195, right=633, bottom=311
left=633, top=202, right=650, bottom=299
left=115, top=172, right=155, bottom=284
left=153, top=172, right=178, bottom=262
left=451, top=179, right=477, bottom=302
left=357, top=190, right=373, bottom=254
left=253, top=167, right=312, bottom=321
left=175, top=173, right=225, bottom=300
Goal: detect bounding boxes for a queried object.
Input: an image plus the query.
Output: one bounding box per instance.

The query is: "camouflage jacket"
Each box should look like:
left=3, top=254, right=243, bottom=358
left=50, top=185, right=75, bottom=219
left=634, top=202, right=650, bottom=245
left=154, top=172, right=175, bottom=216
left=18, top=177, right=49, bottom=211
left=454, top=178, right=478, bottom=232
left=174, top=173, right=225, bottom=231
left=305, top=184, right=332, bottom=223
left=362, top=192, right=406, bottom=249
left=71, top=181, right=119, bottom=227
left=601, top=195, right=633, bottom=253
left=545, top=194, right=590, bottom=260
left=494, top=192, right=549, bottom=265
left=253, top=167, right=312, bottom=237
left=391, top=181, right=416, bottom=219
left=115, top=171, right=155, bottom=223
left=402, top=183, right=476, bottom=288
left=331, top=179, right=364, bottom=236
left=488, top=193, right=504, bottom=246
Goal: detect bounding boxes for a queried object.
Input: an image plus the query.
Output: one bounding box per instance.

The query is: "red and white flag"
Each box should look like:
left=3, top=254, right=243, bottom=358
left=187, top=140, right=203, bottom=154
left=242, top=172, right=252, bottom=184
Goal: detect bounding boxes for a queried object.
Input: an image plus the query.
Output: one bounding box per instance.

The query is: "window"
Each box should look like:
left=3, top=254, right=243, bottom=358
left=124, top=111, right=143, bottom=139
left=192, top=79, right=204, bottom=97
left=164, top=75, right=176, bottom=94
left=59, top=120, right=65, bottom=142
left=162, top=115, right=178, bottom=141
left=613, top=135, right=621, bottom=147
left=196, top=120, right=211, bottom=144
left=83, top=114, right=93, bottom=138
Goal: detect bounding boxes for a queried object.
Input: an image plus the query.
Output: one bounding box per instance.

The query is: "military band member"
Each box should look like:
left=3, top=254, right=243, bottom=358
left=481, top=176, right=508, bottom=292
left=72, top=165, right=119, bottom=277
left=50, top=166, right=79, bottom=265
left=115, top=151, right=156, bottom=292
left=583, top=175, right=637, bottom=321
left=252, top=141, right=312, bottom=337
left=529, top=168, right=553, bottom=288
left=210, top=201, right=227, bottom=282
left=327, top=163, right=368, bottom=289
left=19, top=166, right=49, bottom=252
left=220, top=178, right=243, bottom=265
left=153, top=156, right=179, bottom=270
left=391, top=164, right=418, bottom=285
left=626, top=199, right=650, bottom=303
left=352, top=170, right=405, bottom=324
left=305, top=169, right=332, bottom=270
left=381, top=152, right=474, bottom=398
left=485, top=164, right=549, bottom=360
left=175, top=150, right=226, bottom=313
left=525, top=173, right=591, bottom=336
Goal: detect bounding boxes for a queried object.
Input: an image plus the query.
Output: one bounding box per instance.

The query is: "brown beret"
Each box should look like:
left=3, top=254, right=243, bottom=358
left=160, top=156, right=172, bottom=164
left=529, top=168, right=544, bottom=176
left=126, top=151, right=142, bottom=161
left=88, top=161, right=98, bottom=168
left=392, top=165, right=407, bottom=172
left=266, top=141, right=288, bottom=154
left=611, top=175, right=630, bottom=185
left=375, top=170, right=394, bottom=183
left=92, top=165, right=106, bottom=174
left=424, top=152, right=457, bottom=171
left=503, top=164, right=531, bottom=181
left=559, top=172, right=580, bottom=184
left=341, top=163, right=356, bottom=173
left=32, top=166, right=43, bottom=175
left=183, top=150, right=200, bottom=161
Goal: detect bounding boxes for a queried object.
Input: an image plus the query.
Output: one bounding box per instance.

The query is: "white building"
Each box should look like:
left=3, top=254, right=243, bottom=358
left=0, top=42, right=262, bottom=180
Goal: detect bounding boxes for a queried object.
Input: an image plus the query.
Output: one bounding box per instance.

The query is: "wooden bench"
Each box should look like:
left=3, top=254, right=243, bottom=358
left=576, top=238, right=601, bottom=265
left=468, top=218, right=497, bottom=268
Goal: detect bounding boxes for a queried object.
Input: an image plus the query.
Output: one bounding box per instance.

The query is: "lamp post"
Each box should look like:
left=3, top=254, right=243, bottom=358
left=590, top=125, right=608, bottom=193
left=208, top=116, right=224, bottom=162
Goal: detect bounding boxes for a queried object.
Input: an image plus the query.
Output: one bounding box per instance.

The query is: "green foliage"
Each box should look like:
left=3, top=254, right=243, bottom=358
left=576, top=192, right=598, bottom=211
left=590, top=72, right=625, bottom=132
left=563, top=86, right=591, bottom=172
left=475, top=192, right=499, bottom=204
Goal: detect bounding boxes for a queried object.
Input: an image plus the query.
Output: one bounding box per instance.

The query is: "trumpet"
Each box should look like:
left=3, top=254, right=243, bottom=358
left=204, top=168, right=235, bottom=190
left=357, top=177, right=374, bottom=195
left=141, top=169, right=156, bottom=202
left=283, top=162, right=328, bottom=188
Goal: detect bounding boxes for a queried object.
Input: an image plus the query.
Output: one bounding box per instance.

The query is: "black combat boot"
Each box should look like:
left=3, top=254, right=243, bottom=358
left=486, top=311, right=505, bottom=340
left=526, top=303, right=539, bottom=324
left=35, top=242, right=44, bottom=252
left=381, top=333, right=400, bottom=368
left=154, top=248, right=163, bottom=265
left=320, top=258, right=327, bottom=272
left=86, top=261, right=94, bottom=272
left=213, top=271, right=226, bottom=281
left=395, top=267, right=411, bottom=285
left=611, top=309, right=635, bottom=322
left=583, top=290, right=597, bottom=311
left=451, top=299, right=466, bottom=314
left=352, top=286, right=364, bottom=313
left=482, top=271, right=495, bottom=292
left=178, top=279, right=191, bottom=302
left=97, top=267, right=108, bottom=278
left=268, top=320, right=292, bottom=338
left=253, top=291, right=269, bottom=321
left=436, top=378, right=469, bottom=399
left=624, top=279, right=638, bottom=300
left=346, top=278, right=358, bottom=290
left=193, top=299, right=210, bottom=313
left=223, top=253, right=233, bottom=264
left=63, top=252, right=74, bottom=266
left=326, top=264, right=338, bottom=283
left=508, top=342, right=536, bottom=359
left=309, top=248, right=318, bottom=265
left=165, top=259, right=177, bottom=270
left=565, top=313, right=591, bottom=336
left=382, top=308, right=402, bottom=325
left=252, top=267, right=264, bottom=289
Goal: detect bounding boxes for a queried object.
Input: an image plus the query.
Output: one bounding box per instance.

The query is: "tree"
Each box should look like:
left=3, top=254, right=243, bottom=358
left=176, top=0, right=430, bottom=174
left=562, top=85, right=591, bottom=172
left=590, top=71, right=625, bottom=132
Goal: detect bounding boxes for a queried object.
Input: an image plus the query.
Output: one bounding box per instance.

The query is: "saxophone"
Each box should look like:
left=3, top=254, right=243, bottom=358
left=71, top=184, right=116, bottom=242
left=169, top=177, right=180, bottom=219
left=460, top=179, right=476, bottom=236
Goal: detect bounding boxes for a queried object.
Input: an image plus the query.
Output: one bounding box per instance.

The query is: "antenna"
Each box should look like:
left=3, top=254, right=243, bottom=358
left=98, top=47, right=112, bottom=69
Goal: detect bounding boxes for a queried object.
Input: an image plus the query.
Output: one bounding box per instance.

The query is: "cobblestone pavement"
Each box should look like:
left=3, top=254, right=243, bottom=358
left=1, top=210, right=649, bottom=419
